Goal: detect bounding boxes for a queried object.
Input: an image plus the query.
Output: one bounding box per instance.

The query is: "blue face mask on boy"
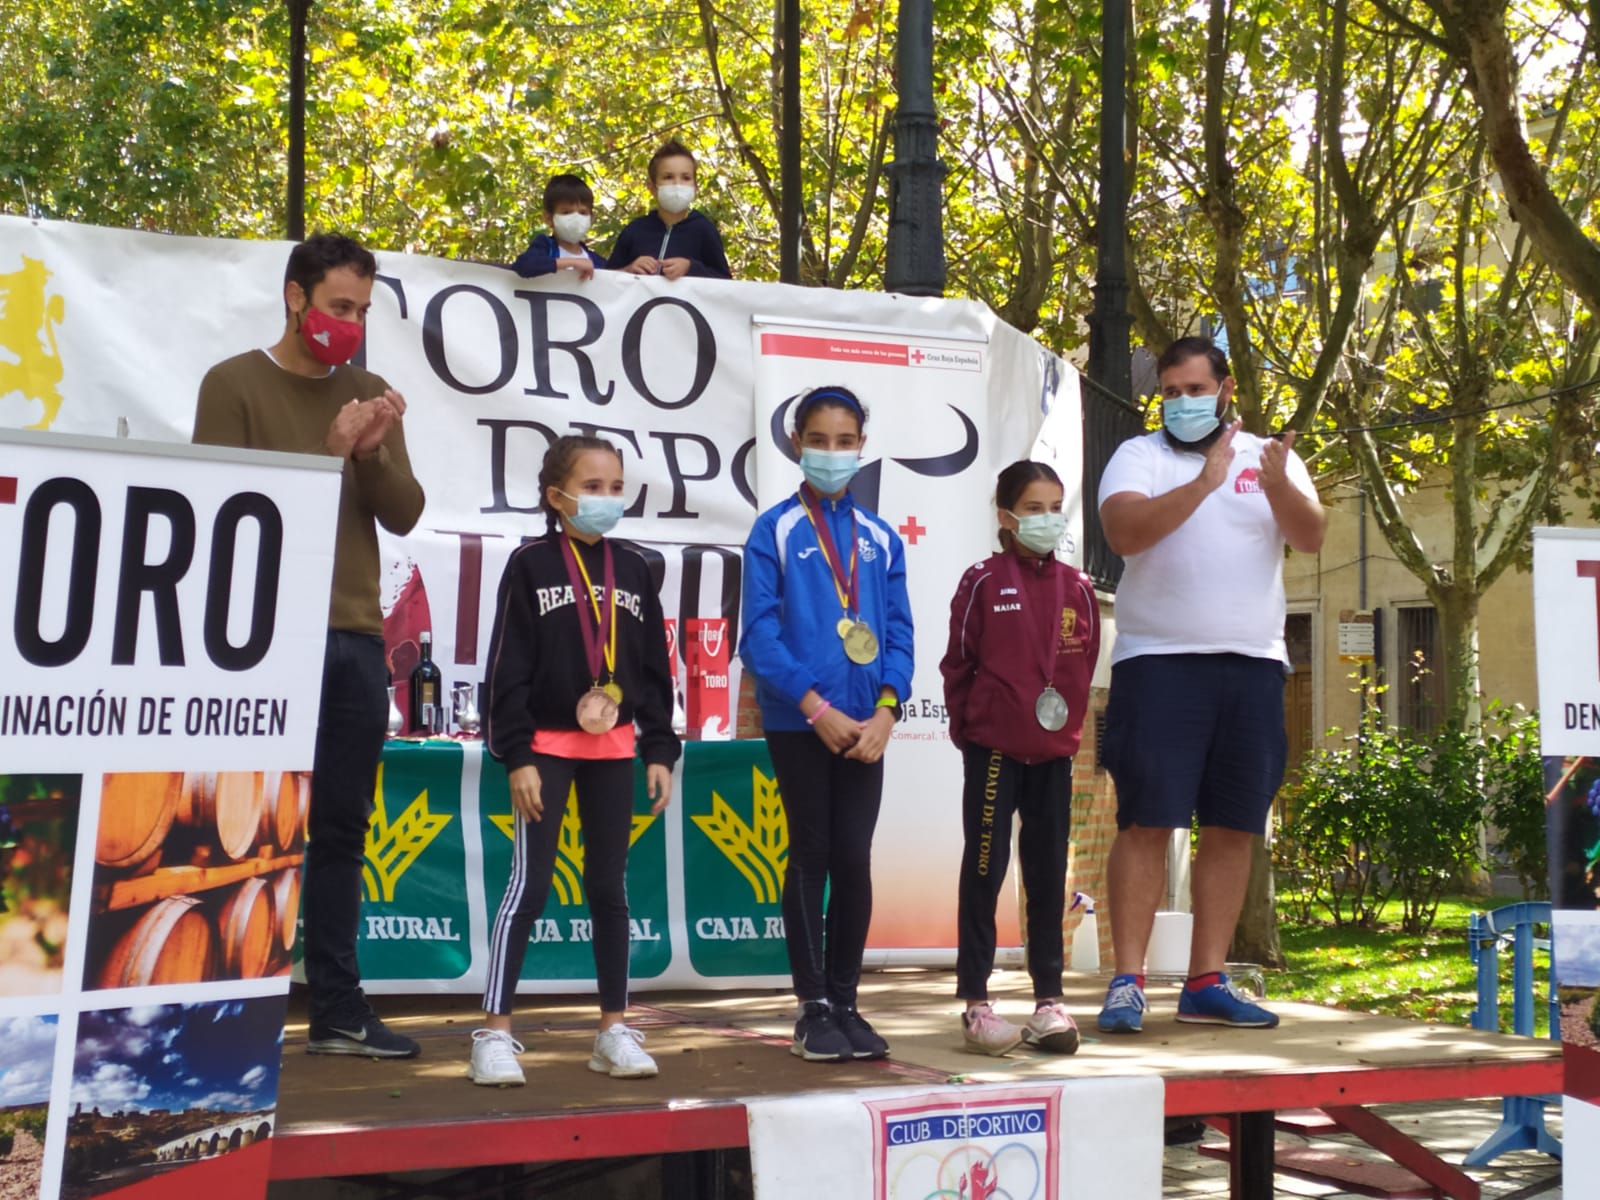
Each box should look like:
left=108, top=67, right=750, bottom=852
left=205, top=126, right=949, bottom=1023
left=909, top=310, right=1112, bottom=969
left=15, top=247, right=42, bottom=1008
left=1162, top=394, right=1222, bottom=443
left=799, top=448, right=860, bottom=496
left=558, top=490, right=625, bottom=536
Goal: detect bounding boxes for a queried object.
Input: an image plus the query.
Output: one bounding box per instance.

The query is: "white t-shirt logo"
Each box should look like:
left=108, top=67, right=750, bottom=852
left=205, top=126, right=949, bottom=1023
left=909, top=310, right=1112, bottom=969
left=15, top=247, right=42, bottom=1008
left=1234, top=467, right=1263, bottom=495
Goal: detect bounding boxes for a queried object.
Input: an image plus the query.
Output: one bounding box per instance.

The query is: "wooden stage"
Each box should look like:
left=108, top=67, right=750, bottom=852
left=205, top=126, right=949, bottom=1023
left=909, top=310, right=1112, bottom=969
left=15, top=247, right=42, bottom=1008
left=269, top=969, right=1561, bottom=1197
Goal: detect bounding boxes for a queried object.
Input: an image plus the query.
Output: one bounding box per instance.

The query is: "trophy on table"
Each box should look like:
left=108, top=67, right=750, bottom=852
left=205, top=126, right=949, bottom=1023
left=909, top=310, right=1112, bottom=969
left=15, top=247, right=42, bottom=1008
left=453, top=682, right=481, bottom=737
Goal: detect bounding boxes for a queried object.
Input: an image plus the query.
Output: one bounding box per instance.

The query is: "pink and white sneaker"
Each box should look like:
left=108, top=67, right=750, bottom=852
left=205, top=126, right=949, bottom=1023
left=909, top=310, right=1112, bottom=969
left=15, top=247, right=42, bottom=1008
left=962, top=1003, right=1023, bottom=1056
left=1024, top=1002, right=1081, bottom=1054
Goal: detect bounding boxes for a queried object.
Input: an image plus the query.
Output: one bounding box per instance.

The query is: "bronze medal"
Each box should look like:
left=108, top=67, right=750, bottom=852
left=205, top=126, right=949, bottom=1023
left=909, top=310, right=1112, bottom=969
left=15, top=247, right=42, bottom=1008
left=843, top=620, right=879, bottom=665
left=602, top=681, right=624, bottom=704
left=576, top=687, right=620, bottom=735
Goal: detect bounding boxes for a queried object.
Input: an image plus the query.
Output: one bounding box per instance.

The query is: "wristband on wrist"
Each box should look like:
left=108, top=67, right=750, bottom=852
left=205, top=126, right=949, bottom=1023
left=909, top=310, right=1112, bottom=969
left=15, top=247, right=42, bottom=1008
left=875, top=695, right=904, bottom=720
left=805, top=699, right=832, bottom=726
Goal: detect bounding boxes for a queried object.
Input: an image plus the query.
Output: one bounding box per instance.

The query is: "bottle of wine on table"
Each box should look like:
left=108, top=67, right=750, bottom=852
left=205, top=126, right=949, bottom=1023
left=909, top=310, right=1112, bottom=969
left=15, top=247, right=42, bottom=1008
left=410, top=631, right=442, bottom=735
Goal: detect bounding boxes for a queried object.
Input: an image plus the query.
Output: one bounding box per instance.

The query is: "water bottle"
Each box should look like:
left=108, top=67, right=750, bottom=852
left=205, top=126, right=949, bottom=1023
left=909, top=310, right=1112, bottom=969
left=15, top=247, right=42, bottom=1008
left=1069, top=892, right=1100, bottom=973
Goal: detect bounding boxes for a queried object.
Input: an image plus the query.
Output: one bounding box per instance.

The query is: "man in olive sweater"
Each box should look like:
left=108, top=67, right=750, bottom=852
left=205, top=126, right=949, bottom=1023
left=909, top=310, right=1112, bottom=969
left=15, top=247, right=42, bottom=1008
left=193, top=234, right=426, bottom=1058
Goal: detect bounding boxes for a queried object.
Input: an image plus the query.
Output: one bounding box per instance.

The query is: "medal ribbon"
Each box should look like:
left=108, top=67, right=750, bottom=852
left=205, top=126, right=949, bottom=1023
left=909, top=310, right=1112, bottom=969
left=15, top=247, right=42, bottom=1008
left=797, top=484, right=859, bottom=619
left=1004, top=551, right=1067, bottom=690
left=559, top=533, right=618, bottom=685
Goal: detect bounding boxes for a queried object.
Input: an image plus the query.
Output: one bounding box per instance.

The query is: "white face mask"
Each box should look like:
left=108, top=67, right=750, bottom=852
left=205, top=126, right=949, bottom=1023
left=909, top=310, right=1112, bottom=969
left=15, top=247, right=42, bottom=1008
left=656, top=183, right=695, bottom=215
left=552, top=212, right=591, bottom=244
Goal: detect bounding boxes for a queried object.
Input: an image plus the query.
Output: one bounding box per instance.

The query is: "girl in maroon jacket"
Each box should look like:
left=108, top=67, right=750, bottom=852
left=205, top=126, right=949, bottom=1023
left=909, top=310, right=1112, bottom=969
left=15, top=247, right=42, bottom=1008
left=940, top=460, right=1100, bottom=1056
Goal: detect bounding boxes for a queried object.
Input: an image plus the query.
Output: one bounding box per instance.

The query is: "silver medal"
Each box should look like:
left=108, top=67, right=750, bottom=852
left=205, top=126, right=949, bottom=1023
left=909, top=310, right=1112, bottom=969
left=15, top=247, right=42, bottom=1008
left=1035, top=686, right=1069, bottom=732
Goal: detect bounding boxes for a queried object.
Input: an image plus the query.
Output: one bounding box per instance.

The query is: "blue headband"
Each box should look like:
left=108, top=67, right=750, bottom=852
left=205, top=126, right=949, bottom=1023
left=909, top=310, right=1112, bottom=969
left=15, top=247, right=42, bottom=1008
left=795, top=387, right=864, bottom=423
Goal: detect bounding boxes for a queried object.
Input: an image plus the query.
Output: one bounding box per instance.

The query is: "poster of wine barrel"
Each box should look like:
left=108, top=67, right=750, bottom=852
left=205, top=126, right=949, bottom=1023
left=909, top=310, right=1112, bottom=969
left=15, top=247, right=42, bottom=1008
left=0, top=776, right=81, bottom=1001
left=83, top=772, right=309, bottom=991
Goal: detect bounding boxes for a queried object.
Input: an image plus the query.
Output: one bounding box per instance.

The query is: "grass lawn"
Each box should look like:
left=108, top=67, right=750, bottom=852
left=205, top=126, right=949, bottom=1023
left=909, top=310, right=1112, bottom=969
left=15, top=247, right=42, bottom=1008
left=1272, top=894, right=1553, bottom=1037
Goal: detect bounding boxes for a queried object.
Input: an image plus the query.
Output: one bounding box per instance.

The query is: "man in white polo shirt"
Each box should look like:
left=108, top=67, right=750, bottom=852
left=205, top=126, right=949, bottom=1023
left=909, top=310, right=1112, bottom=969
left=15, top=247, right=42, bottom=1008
left=1095, top=337, right=1325, bottom=1033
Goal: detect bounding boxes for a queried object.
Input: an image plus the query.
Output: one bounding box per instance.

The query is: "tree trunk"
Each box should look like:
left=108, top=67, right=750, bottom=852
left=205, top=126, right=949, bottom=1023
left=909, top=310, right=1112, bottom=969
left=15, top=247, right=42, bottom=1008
left=1433, top=0, right=1600, bottom=313
left=1229, top=835, right=1285, bottom=969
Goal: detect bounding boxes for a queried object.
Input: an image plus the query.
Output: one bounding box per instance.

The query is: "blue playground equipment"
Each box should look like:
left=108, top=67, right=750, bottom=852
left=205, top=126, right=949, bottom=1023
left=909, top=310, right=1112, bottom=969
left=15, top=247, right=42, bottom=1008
left=1464, top=901, right=1562, bottom=1167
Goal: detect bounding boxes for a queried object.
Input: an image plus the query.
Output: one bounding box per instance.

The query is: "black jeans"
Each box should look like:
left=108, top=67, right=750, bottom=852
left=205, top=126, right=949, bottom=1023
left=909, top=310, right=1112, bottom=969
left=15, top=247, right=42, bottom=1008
left=955, top=745, right=1073, bottom=1002
left=765, top=731, right=885, bottom=1008
left=484, top=755, right=635, bottom=1015
left=303, top=630, right=389, bottom=1026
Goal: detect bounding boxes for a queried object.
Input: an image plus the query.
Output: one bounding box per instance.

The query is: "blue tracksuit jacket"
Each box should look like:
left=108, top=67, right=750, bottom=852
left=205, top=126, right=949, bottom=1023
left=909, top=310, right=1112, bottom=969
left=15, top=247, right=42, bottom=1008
left=510, top=233, right=608, bottom=277
left=740, top=488, right=915, bottom=731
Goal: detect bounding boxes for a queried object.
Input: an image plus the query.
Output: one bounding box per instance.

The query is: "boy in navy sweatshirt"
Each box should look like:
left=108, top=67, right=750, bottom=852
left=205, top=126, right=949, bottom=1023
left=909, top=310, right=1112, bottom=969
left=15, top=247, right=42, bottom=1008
left=511, top=174, right=608, bottom=279
left=608, top=140, right=733, bottom=280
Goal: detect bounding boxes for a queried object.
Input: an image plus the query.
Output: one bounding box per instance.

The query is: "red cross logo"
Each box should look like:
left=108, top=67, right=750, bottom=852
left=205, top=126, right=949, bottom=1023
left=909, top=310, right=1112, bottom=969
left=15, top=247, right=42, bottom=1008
left=910, top=348, right=925, bottom=364
left=898, top=515, right=927, bottom=544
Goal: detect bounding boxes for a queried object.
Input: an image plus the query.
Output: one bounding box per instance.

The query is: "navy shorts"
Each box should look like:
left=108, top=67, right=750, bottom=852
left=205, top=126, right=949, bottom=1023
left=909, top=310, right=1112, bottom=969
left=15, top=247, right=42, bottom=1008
left=1102, top=653, right=1287, bottom=833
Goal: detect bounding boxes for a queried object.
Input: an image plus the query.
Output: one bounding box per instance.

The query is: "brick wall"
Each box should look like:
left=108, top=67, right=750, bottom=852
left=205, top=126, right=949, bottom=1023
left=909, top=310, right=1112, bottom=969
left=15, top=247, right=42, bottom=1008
left=1063, top=687, right=1115, bottom=965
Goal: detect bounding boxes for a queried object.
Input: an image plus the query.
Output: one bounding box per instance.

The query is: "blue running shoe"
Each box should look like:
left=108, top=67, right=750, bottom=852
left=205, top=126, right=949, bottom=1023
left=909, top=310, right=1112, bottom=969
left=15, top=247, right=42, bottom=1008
left=1097, top=974, right=1147, bottom=1034
left=1176, top=974, right=1279, bottom=1028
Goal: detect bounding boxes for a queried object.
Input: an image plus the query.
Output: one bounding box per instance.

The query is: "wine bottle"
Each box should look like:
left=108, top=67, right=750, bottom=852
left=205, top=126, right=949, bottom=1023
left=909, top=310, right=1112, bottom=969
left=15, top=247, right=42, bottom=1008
left=410, top=631, right=442, bottom=734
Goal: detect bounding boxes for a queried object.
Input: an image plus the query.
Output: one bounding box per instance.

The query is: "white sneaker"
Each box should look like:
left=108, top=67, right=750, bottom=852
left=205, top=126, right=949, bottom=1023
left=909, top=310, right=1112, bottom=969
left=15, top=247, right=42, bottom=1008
left=962, top=1003, right=1023, bottom=1056
left=589, top=1023, right=659, bottom=1078
left=468, top=1028, right=526, bottom=1087
left=1023, top=1002, right=1081, bottom=1054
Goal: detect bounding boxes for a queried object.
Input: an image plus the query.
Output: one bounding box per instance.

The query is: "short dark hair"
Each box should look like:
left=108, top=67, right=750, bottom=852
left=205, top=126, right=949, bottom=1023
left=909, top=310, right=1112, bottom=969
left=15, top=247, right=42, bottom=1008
left=1156, top=336, right=1230, bottom=383
left=648, top=139, right=696, bottom=183
left=283, top=233, right=376, bottom=314
left=543, top=173, right=594, bottom=214
left=793, top=385, right=868, bottom=436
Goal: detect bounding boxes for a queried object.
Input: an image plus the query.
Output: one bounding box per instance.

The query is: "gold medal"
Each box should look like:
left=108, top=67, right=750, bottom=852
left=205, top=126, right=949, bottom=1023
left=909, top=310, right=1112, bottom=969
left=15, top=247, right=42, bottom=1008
left=836, top=617, right=855, bottom=638
left=575, top=687, right=619, bottom=735
left=602, top=681, right=624, bottom=704
left=843, top=620, right=879, bottom=665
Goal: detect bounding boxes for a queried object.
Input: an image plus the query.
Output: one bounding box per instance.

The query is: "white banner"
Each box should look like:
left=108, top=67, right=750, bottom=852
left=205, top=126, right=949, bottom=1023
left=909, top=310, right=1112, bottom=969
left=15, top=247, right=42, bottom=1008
left=1534, top=527, right=1600, bottom=756
left=0, top=429, right=338, bottom=1200
left=0, top=215, right=1081, bottom=958
left=745, top=1077, right=1164, bottom=1199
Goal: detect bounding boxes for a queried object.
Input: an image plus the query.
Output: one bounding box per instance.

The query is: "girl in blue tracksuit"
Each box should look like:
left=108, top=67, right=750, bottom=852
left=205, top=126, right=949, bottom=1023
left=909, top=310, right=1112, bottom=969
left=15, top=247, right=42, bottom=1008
left=740, top=385, right=914, bottom=1064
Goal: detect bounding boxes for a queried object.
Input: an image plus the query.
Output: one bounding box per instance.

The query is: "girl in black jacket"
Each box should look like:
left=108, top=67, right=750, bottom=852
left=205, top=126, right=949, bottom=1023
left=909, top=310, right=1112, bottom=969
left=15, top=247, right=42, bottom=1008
left=471, top=435, right=680, bottom=1086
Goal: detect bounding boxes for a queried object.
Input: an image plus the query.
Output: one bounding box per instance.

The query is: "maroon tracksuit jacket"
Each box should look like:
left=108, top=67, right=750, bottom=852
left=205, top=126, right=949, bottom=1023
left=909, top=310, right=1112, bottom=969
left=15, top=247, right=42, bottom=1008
left=940, top=549, right=1100, bottom=763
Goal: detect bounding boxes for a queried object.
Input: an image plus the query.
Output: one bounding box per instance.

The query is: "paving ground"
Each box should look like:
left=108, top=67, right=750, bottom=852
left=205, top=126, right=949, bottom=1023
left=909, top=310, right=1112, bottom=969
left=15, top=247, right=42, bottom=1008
left=1161, top=1097, right=1562, bottom=1197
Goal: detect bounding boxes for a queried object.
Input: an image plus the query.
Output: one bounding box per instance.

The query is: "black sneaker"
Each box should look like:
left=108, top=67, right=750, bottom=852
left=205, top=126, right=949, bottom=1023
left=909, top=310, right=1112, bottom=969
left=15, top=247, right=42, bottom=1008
left=307, top=1011, right=420, bottom=1058
left=833, top=1006, right=889, bottom=1060
left=791, top=1001, right=852, bottom=1062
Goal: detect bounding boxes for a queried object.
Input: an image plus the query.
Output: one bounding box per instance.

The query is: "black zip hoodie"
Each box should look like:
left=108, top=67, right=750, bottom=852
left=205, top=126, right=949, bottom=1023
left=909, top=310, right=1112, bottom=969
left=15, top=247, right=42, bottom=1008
left=483, top=533, right=681, bottom=771
left=607, top=210, right=733, bottom=278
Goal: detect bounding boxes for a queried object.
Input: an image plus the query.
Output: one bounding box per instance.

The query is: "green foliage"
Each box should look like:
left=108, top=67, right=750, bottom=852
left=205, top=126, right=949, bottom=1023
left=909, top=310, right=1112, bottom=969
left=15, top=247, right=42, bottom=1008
left=1276, top=894, right=1550, bottom=1035
left=1481, top=705, right=1547, bottom=899
left=1278, top=714, right=1488, bottom=935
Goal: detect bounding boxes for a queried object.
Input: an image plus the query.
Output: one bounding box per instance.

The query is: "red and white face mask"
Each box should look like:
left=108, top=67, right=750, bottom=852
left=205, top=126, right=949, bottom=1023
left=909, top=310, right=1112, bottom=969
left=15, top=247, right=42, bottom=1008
left=299, top=304, right=364, bottom=366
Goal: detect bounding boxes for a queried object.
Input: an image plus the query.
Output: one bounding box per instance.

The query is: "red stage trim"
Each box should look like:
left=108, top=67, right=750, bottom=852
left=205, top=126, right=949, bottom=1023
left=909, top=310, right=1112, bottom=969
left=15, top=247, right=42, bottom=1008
left=1565, top=1042, right=1600, bottom=1101
left=269, top=1057, right=1562, bottom=1181
left=1163, top=1058, right=1562, bottom=1115
left=268, top=1103, right=749, bottom=1180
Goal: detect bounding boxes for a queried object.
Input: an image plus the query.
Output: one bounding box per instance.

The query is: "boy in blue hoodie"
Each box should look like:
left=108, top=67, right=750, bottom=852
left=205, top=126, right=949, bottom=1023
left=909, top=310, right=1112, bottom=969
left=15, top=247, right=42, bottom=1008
left=511, top=174, right=608, bottom=279
left=609, top=141, right=733, bottom=280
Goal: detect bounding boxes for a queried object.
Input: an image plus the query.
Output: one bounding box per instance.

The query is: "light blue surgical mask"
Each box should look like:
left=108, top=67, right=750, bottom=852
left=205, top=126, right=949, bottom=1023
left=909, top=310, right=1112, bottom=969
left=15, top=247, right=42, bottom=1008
left=799, top=448, right=860, bottom=496
left=559, top=489, right=625, bottom=536
left=1008, top=510, right=1066, bottom=555
left=1163, top=394, right=1222, bottom=443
